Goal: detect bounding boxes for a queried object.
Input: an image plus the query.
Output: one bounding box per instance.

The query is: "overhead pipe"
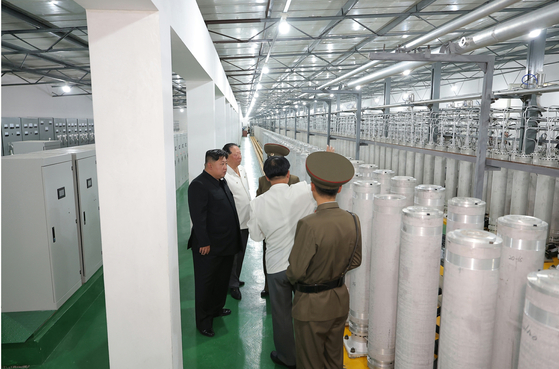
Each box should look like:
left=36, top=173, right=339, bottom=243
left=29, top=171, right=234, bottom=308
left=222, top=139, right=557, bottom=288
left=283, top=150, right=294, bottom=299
left=347, top=2, right=559, bottom=87
left=318, top=0, right=522, bottom=90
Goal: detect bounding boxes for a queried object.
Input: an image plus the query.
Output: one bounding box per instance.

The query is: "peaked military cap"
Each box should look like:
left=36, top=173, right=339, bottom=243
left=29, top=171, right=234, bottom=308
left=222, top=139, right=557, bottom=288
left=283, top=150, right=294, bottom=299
left=306, top=151, right=355, bottom=190
left=264, top=143, right=290, bottom=157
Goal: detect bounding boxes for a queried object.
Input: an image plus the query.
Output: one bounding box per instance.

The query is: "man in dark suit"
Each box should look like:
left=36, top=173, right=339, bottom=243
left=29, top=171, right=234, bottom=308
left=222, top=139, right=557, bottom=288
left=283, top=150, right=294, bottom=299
left=188, top=149, right=241, bottom=338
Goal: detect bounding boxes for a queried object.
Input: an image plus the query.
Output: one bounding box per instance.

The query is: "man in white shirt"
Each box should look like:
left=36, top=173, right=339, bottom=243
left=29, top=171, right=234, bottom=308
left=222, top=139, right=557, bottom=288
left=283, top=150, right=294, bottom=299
left=248, top=156, right=316, bottom=369
left=223, top=143, right=252, bottom=300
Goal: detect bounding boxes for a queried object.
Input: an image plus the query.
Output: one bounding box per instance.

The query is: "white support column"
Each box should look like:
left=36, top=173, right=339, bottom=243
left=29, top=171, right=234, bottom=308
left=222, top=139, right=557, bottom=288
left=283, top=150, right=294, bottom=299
left=215, top=96, right=226, bottom=147
left=225, top=103, right=232, bottom=143
left=86, top=9, right=183, bottom=369
left=187, top=81, right=216, bottom=181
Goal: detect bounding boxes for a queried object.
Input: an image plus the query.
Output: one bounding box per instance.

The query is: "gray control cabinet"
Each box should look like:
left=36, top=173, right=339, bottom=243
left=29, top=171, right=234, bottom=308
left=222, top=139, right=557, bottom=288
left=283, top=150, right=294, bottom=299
left=39, top=117, right=55, bottom=141
left=12, top=140, right=61, bottom=154
left=87, top=119, right=95, bottom=144
left=21, top=118, right=40, bottom=141
left=78, top=119, right=88, bottom=145
left=67, top=118, right=78, bottom=147
left=51, top=145, right=103, bottom=283
left=2, top=117, right=22, bottom=156
left=54, top=118, right=68, bottom=147
left=2, top=151, right=82, bottom=312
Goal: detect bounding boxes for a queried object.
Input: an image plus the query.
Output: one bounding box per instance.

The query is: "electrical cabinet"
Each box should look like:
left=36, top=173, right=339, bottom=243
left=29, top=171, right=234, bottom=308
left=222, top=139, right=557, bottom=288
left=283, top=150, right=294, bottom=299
left=2, top=151, right=82, bottom=312
left=21, top=118, right=40, bottom=141
left=12, top=140, right=61, bottom=154
left=51, top=145, right=103, bottom=283
left=67, top=118, right=78, bottom=147
left=87, top=119, right=95, bottom=144
left=78, top=119, right=88, bottom=145
left=39, top=117, right=54, bottom=141
left=2, top=117, right=22, bottom=156
left=54, top=118, right=68, bottom=147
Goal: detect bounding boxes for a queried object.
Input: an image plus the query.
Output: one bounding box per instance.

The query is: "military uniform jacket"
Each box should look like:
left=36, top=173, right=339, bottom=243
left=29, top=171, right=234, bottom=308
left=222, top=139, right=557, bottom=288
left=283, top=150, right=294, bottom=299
left=286, top=202, right=362, bottom=321
left=187, top=170, right=241, bottom=256
left=256, top=174, right=300, bottom=196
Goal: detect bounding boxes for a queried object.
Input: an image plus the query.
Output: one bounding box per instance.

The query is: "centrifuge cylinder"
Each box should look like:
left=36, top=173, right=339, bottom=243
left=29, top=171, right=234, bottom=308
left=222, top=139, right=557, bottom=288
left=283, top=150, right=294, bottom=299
left=390, top=176, right=417, bottom=208
left=372, top=169, right=395, bottom=195
left=446, top=197, right=486, bottom=234
left=413, top=184, right=446, bottom=212
left=517, top=269, right=559, bottom=369
left=395, top=207, right=443, bottom=369
left=438, top=229, right=502, bottom=369
left=359, top=164, right=379, bottom=179
left=490, top=215, right=548, bottom=369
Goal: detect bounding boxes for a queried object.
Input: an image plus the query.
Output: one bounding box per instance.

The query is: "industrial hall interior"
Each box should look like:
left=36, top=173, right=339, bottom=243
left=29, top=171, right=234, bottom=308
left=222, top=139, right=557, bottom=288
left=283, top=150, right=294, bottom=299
left=2, top=0, right=559, bottom=368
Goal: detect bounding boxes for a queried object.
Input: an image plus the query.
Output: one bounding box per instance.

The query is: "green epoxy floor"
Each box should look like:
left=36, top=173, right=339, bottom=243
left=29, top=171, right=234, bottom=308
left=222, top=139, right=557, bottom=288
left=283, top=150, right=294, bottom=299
left=29, top=137, right=279, bottom=369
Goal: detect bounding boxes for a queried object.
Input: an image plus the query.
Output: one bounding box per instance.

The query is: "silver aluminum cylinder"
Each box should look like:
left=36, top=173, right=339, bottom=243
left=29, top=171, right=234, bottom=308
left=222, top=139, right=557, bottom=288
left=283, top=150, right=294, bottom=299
left=372, top=169, right=395, bottom=195
left=390, top=176, right=417, bottom=208
left=414, top=152, right=424, bottom=185
left=438, top=229, right=502, bottom=369
left=349, top=180, right=381, bottom=336
left=367, top=194, right=408, bottom=369
left=457, top=148, right=475, bottom=197
left=405, top=150, right=415, bottom=177
left=338, top=173, right=362, bottom=212
left=423, top=154, right=435, bottom=185
left=391, top=148, right=400, bottom=174
left=433, top=145, right=446, bottom=187
left=446, top=197, right=486, bottom=234
left=533, top=174, right=555, bottom=242
left=379, top=145, right=387, bottom=169
left=350, top=159, right=365, bottom=175
left=374, top=144, right=381, bottom=167
left=517, top=269, right=559, bottom=369
left=491, top=215, right=548, bottom=369
left=398, top=149, right=406, bottom=176
left=413, top=184, right=446, bottom=212
left=489, top=153, right=509, bottom=231
left=360, top=163, right=379, bottom=179
left=385, top=146, right=393, bottom=169
left=395, top=206, right=443, bottom=369
left=510, top=154, right=531, bottom=215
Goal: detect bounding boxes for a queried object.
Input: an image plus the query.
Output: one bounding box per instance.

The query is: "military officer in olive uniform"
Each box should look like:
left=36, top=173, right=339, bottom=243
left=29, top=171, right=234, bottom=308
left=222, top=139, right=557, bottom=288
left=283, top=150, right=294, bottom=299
left=287, top=151, right=362, bottom=369
left=256, top=143, right=300, bottom=298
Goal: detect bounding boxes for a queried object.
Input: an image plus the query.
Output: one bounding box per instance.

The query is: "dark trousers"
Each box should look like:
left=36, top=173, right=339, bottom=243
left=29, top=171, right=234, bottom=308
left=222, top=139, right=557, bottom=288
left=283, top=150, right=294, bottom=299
left=229, top=228, right=249, bottom=288
left=268, top=271, right=296, bottom=366
left=192, top=249, right=235, bottom=331
left=294, top=316, right=347, bottom=369
left=262, top=240, right=269, bottom=292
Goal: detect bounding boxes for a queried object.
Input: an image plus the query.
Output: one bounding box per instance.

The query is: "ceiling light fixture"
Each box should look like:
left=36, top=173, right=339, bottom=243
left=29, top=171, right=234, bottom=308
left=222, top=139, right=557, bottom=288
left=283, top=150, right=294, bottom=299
left=529, top=29, right=542, bottom=38
left=402, top=34, right=409, bottom=39
left=279, top=19, right=291, bottom=34
left=356, top=85, right=362, bottom=90
left=402, top=69, right=411, bottom=76
left=451, top=85, right=458, bottom=91
left=262, top=66, right=270, bottom=74
left=257, top=83, right=262, bottom=90
left=62, top=85, right=71, bottom=93
left=180, top=108, right=184, bottom=113
left=330, top=93, right=334, bottom=97
left=375, top=97, right=380, bottom=103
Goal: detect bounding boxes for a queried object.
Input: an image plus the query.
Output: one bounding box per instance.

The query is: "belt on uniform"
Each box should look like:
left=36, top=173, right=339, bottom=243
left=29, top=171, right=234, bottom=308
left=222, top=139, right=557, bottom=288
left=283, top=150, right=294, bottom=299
left=295, top=277, right=345, bottom=293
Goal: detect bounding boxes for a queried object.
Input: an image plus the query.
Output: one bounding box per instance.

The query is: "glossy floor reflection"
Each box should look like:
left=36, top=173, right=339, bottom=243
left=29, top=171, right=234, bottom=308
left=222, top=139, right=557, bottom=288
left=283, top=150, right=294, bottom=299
left=29, top=136, right=365, bottom=368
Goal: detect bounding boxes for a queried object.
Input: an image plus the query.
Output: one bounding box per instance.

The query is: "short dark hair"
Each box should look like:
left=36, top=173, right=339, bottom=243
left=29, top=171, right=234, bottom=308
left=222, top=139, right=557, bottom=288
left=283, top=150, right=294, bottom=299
left=222, top=143, right=239, bottom=154
left=314, top=184, right=339, bottom=198
left=205, top=149, right=228, bottom=164
left=263, top=156, right=290, bottom=180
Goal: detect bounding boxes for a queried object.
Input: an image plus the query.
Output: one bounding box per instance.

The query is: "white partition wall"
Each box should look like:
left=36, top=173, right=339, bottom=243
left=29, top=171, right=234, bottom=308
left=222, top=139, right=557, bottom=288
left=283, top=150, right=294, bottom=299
left=187, top=81, right=216, bottom=181
left=85, top=7, right=183, bottom=369
left=215, top=96, right=226, bottom=147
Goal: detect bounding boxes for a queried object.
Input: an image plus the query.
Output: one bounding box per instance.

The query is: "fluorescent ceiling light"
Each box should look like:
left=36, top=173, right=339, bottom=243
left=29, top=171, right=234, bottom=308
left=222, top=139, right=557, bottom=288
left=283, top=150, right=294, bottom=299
left=283, top=0, right=292, bottom=13
left=402, top=69, right=411, bottom=76
left=262, top=66, right=270, bottom=74
left=62, top=85, right=71, bottom=93
left=529, top=29, right=542, bottom=38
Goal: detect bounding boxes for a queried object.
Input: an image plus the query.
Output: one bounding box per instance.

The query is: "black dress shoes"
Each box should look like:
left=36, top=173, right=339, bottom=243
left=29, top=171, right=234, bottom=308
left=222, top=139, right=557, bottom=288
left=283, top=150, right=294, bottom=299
left=261, top=289, right=269, bottom=298
left=198, top=328, right=215, bottom=337
left=221, top=308, right=231, bottom=316
left=270, top=351, right=296, bottom=369
left=230, top=287, right=242, bottom=300
left=239, top=281, right=245, bottom=287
